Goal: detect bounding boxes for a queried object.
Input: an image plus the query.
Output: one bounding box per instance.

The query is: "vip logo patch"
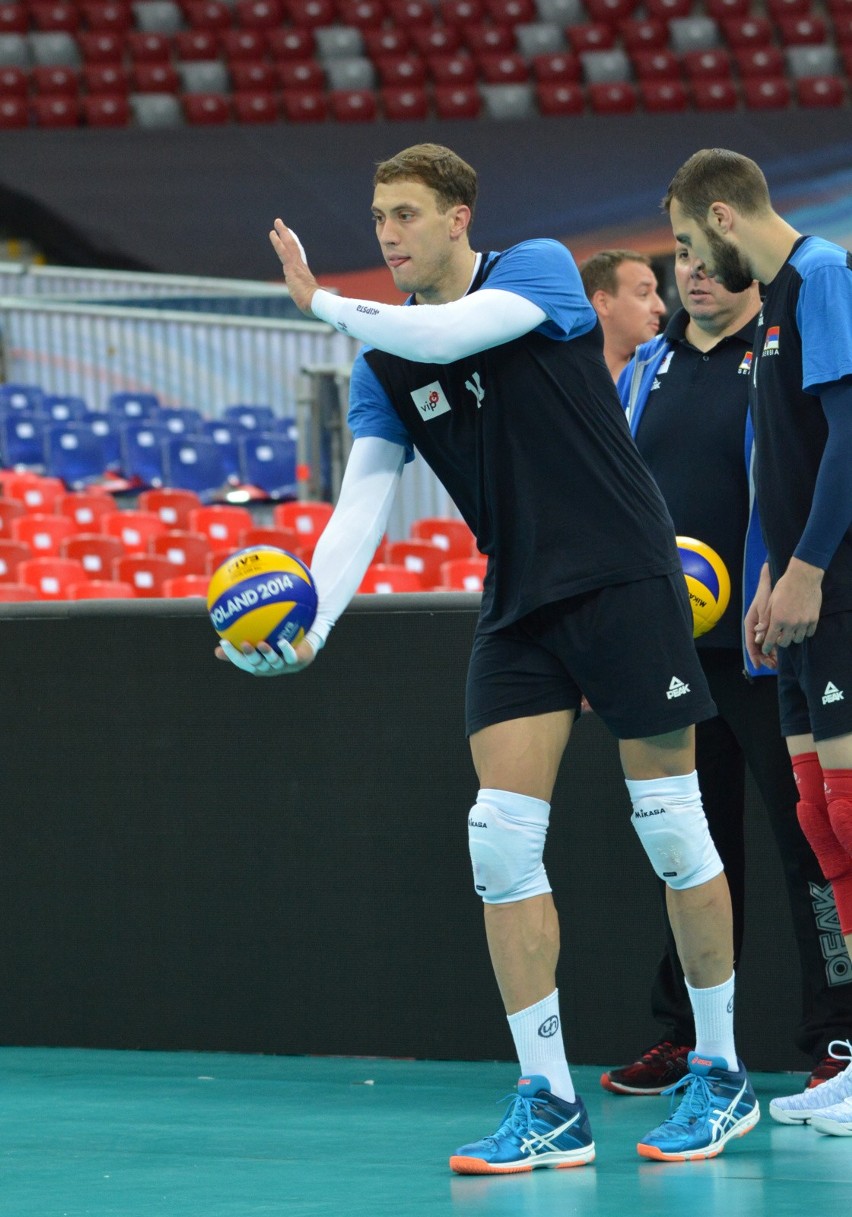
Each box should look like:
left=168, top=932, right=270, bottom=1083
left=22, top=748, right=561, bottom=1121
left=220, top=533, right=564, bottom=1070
left=823, top=681, right=845, bottom=704
left=763, top=325, right=780, bottom=355
left=411, top=380, right=451, bottom=420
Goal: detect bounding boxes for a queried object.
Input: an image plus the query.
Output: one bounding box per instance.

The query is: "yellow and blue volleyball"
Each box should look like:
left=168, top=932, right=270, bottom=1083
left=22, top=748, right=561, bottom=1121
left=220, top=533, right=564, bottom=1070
left=207, top=546, right=317, bottom=649
left=676, top=536, right=731, bottom=638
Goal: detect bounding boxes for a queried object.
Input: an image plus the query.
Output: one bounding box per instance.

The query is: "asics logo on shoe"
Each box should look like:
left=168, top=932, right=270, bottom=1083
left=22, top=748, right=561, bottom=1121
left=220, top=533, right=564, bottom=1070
left=823, top=681, right=844, bottom=704
left=708, top=1082, right=749, bottom=1143
left=691, top=1056, right=714, bottom=1069
left=520, top=1113, right=581, bottom=1157
left=538, top=1016, right=559, bottom=1038
left=666, top=677, right=690, bottom=700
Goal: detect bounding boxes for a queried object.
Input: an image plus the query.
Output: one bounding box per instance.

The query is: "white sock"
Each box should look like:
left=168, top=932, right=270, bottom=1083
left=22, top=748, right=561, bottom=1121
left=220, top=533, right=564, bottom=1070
left=507, top=989, right=575, bottom=1102
left=686, top=973, right=738, bottom=1071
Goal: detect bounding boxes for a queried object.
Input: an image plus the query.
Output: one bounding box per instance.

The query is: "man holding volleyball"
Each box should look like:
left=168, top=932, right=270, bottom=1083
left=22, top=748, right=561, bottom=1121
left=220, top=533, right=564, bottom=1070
left=218, top=143, right=759, bottom=1167
left=665, top=148, right=852, bottom=1135
left=595, top=245, right=852, bottom=1101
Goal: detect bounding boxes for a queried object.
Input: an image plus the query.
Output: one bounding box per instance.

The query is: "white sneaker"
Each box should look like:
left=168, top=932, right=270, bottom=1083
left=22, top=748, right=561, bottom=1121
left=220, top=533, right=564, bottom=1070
left=810, top=1095, right=852, bottom=1137
left=769, top=1039, right=852, bottom=1125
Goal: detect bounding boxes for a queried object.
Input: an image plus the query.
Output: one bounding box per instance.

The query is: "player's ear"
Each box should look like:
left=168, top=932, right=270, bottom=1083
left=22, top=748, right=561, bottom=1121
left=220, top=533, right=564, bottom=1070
left=449, top=205, right=471, bottom=239
left=708, top=201, right=734, bottom=234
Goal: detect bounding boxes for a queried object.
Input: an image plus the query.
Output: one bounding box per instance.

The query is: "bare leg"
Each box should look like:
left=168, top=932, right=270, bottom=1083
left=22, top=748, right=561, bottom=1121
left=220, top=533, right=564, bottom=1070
left=469, top=710, right=573, bottom=1014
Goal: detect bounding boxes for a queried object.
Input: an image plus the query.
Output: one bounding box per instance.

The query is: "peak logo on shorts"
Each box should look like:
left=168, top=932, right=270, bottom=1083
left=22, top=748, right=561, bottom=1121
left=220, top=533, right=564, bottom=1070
left=411, top=381, right=451, bottom=421
left=762, top=326, right=780, bottom=355
left=823, top=681, right=844, bottom=705
left=666, top=676, right=690, bottom=700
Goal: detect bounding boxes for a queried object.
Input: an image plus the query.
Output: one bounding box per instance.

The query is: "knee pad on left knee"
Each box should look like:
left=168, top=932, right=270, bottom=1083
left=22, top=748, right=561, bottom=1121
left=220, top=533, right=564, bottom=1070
left=468, top=788, right=551, bottom=904
left=827, top=798, right=852, bottom=857
left=626, top=773, right=723, bottom=891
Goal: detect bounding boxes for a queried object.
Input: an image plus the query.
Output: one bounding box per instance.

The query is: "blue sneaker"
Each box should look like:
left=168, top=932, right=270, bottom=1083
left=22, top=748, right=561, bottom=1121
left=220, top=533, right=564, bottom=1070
left=450, top=1075, right=595, bottom=1174
left=636, top=1052, right=760, bottom=1161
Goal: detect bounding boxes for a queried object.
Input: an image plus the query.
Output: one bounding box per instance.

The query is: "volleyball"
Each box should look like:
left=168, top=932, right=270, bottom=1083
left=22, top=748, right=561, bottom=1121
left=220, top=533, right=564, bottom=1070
left=207, top=546, right=317, bottom=650
left=676, top=536, right=731, bottom=638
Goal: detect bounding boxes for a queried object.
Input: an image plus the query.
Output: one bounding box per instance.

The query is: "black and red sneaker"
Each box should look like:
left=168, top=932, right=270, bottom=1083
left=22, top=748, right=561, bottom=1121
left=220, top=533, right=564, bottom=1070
left=808, top=1049, right=852, bottom=1089
left=600, top=1040, right=692, bottom=1095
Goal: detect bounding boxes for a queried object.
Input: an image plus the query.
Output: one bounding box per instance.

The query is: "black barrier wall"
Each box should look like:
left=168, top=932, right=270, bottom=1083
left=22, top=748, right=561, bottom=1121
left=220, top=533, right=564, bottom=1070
left=0, top=597, right=814, bottom=1071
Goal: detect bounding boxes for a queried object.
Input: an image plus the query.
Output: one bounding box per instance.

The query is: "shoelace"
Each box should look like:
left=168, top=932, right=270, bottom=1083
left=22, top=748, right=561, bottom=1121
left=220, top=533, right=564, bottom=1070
left=484, top=1093, right=535, bottom=1147
left=639, top=1040, right=689, bottom=1065
left=659, top=1072, right=713, bottom=1128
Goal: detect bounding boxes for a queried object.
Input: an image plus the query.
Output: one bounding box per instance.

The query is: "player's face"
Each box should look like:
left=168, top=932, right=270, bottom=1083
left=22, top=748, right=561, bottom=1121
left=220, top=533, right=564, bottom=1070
left=608, top=260, right=666, bottom=347
left=669, top=199, right=754, bottom=294
left=674, top=242, right=747, bottom=323
left=371, top=179, right=466, bottom=301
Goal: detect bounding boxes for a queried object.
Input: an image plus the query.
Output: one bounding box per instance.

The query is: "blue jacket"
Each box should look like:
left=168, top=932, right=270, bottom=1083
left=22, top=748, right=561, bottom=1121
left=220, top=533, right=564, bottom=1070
left=616, top=330, right=768, bottom=678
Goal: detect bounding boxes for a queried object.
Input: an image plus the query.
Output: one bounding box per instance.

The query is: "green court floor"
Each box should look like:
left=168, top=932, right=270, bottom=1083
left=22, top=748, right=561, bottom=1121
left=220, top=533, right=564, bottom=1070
left=1, top=1048, right=849, bottom=1216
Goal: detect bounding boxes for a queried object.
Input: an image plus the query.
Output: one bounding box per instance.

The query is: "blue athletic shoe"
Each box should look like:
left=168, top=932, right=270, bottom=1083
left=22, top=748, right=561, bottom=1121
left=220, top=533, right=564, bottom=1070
left=636, top=1052, right=760, bottom=1161
left=450, top=1075, right=595, bottom=1174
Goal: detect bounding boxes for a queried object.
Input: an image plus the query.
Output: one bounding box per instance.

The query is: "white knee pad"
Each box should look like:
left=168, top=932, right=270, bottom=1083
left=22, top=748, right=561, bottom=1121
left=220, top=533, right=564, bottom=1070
left=625, top=771, right=723, bottom=890
left=468, top=788, right=552, bottom=904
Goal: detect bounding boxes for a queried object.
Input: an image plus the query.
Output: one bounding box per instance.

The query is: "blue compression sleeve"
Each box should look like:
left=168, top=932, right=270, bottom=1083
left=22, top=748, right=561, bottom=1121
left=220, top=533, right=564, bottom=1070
left=793, top=376, right=852, bottom=570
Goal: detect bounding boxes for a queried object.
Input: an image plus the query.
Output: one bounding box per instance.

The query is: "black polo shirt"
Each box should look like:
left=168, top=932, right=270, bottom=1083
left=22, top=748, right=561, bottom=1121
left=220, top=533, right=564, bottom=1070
left=634, top=307, right=756, bottom=649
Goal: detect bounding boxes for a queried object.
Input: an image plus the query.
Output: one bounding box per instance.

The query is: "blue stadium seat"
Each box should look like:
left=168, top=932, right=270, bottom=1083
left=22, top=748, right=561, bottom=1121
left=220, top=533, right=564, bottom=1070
left=160, top=407, right=206, bottom=434
left=162, top=434, right=230, bottom=502
left=223, top=403, right=277, bottom=430
left=0, top=413, right=47, bottom=467
left=41, top=394, right=91, bottom=422
left=107, top=391, right=162, bottom=420
left=237, top=432, right=298, bottom=500
left=119, top=421, right=170, bottom=487
left=0, top=383, right=46, bottom=413
left=43, top=421, right=108, bottom=489
left=200, top=420, right=242, bottom=480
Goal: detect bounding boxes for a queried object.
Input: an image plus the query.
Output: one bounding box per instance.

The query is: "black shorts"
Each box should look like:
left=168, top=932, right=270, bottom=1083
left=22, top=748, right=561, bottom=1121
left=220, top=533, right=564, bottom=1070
left=777, top=610, right=852, bottom=742
left=466, top=572, right=717, bottom=739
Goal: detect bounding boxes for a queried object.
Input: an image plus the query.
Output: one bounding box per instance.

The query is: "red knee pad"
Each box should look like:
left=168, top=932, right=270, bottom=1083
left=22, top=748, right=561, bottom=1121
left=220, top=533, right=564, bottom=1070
left=796, top=800, right=850, bottom=881
left=824, top=770, right=852, bottom=857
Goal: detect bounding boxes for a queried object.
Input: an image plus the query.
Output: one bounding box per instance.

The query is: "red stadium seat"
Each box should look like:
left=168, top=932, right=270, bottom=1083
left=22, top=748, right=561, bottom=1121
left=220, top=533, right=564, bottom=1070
left=375, top=55, right=427, bottom=86
left=741, top=75, right=792, bottom=106
left=2, top=474, right=66, bottom=512
left=113, top=552, right=174, bottom=596
left=183, top=1, right=233, bottom=29
left=640, top=78, right=689, bottom=109
left=233, top=90, right=280, bottom=121
left=239, top=525, right=303, bottom=552
left=11, top=513, right=77, bottom=556
left=149, top=529, right=212, bottom=574
left=81, top=3, right=133, bottom=31
left=0, top=539, right=31, bottom=581
left=485, top=0, right=536, bottom=21
left=236, top=0, right=286, bottom=25
left=362, top=28, right=410, bottom=57
left=126, top=32, right=172, bottom=61
left=631, top=49, right=681, bottom=78
left=221, top=29, right=267, bottom=61
left=162, top=573, right=211, bottom=598
left=733, top=46, right=785, bottom=75
left=82, top=94, right=131, bottom=125
left=721, top=16, right=774, bottom=47
left=329, top=87, right=378, bottom=119
left=0, top=498, right=26, bottom=536
left=440, top=0, right=484, bottom=22
left=266, top=27, right=316, bottom=58
left=32, top=66, right=79, bottom=94
left=17, top=557, right=87, bottom=600
left=190, top=504, right=254, bottom=546
left=566, top=23, right=617, bottom=52
left=705, top=0, right=750, bottom=15
left=137, top=487, right=203, bottom=529
left=382, top=84, right=430, bottom=117
left=776, top=15, right=827, bottom=43
left=132, top=63, right=180, bottom=92
left=230, top=61, right=278, bottom=90
left=410, top=25, right=463, bottom=55
left=691, top=77, right=739, bottom=108
left=102, top=509, right=168, bottom=552
left=358, top=564, right=422, bottom=594
left=68, top=580, right=135, bottom=599
left=440, top=556, right=487, bottom=591
left=410, top=517, right=476, bottom=559
left=766, top=0, right=815, bottom=16
left=476, top=52, right=529, bottom=82
left=336, top=0, right=388, bottom=25
left=0, top=5, right=27, bottom=34
left=83, top=64, right=130, bottom=94
left=427, top=53, right=477, bottom=83
left=796, top=74, right=847, bottom=105
left=434, top=82, right=482, bottom=116
left=54, top=491, right=115, bottom=531
left=681, top=48, right=732, bottom=77
left=585, top=0, right=640, bottom=20
left=60, top=533, right=126, bottom=577
left=76, top=32, right=124, bottom=63
left=387, top=0, right=435, bottom=25
left=31, top=3, right=80, bottom=32
left=588, top=81, right=637, bottom=112
left=286, top=0, right=336, bottom=25
left=272, top=500, right=332, bottom=544
left=278, top=59, right=324, bottom=88
left=535, top=80, right=584, bottom=113
left=0, top=67, right=28, bottom=96
left=386, top=540, right=447, bottom=589
left=462, top=24, right=516, bottom=53
left=0, top=583, right=38, bottom=602
left=32, top=96, right=81, bottom=127
left=174, top=29, right=222, bottom=59
left=182, top=93, right=232, bottom=124
left=281, top=88, right=327, bottom=120
left=531, top=52, right=581, bottom=82
left=620, top=19, right=667, bottom=50
left=645, top=0, right=694, bottom=17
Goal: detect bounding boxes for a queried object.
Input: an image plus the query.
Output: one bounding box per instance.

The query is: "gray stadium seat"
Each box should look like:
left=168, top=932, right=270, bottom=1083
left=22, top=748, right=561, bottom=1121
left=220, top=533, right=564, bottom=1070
left=581, top=49, right=631, bottom=84
left=323, top=56, right=375, bottom=91
left=132, top=2, right=186, bottom=34
left=130, top=93, right=184, bottom=128
left=786, top=45, right=840, bottom=78
left=179, top=60, right=230, bottom=94
left=480, top=83, right=537, bottom=119
left=668, top=17, right=721, bottom=53
left=28, top=32, right=81, bottom=66
left=0, top=35, right=28, bottom=67
left=515, top=23, right=566, bottom=57
left=314, top=27, right=365, bottom=59
left=534, top=0, right=584, bottom=21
